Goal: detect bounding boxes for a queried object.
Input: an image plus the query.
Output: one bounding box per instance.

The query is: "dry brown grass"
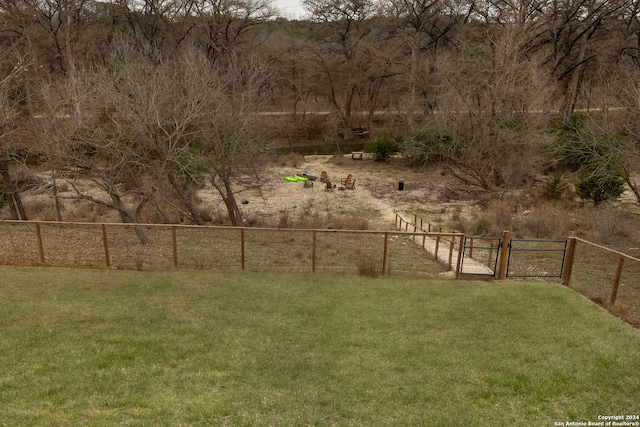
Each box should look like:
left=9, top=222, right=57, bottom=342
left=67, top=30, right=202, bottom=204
left=263, top=210, right=370, bottom=231
left=24, top=198, right=55, bottom=220
left=450, top=190, right=639, bottom=244
left=452, top=199, right=514, bottom=236
left=274, top=153, right=305, bottom=168
left=63, top=201, right=115, bottom=223
left=351, top=249, right=383, bottom=277
left=326, top=154, right=352, bottom=167
left=19, top=197, right=119, bottom=223
left=513, top=202, right=572, bottom=239
left=5, top=154, right=639, bottom=256
left=574, top=206, right=639, bottom=245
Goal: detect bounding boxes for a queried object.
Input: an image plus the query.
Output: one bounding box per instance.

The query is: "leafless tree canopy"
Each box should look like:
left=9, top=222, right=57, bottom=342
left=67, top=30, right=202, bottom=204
left=0, top=0, right=639, bottom=231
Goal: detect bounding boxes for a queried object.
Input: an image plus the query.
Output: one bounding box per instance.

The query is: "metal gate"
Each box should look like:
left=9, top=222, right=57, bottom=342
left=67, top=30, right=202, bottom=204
left=460, top=236, right=501, bottom=276
left=506, top=239, right=568, bottom=278
left=461, top=236, right=568, bottom=278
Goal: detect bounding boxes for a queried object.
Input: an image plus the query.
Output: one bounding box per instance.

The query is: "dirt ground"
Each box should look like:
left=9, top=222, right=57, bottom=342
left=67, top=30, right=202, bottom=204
left=15, top=152, right=639, bottom=236
left=198, top=154, right=479, bottom=230
left=10, top=153, right=476, bottom=228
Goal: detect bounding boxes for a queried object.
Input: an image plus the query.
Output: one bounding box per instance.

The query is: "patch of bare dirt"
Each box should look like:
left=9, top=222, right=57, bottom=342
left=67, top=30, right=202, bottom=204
left=11, top=154, right=478, bottom=228
left=198, top=154, right=478, bottom=229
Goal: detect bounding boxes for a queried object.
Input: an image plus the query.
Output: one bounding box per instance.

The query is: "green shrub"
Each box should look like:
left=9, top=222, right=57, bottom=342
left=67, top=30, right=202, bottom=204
left=575, top=169, right=625, bottom=205
left=544, top=172, right=569, bottom=199
left=404, top=129, right=452, bottom=166
left=548, top=113, right=591, bottom=171
left=364, top=134, right=401, bottom=162
left=549, top=115, right=627, bottom=205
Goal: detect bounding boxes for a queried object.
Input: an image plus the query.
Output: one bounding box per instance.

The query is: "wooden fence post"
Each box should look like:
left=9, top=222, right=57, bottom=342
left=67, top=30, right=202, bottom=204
left=312, top=230, right=317, bottom=273
left=382, top=232, right=389, bottom=275
left=172, top=226, right=178, bottom=268
left=610, top=256, right=625, bottom=305
left=241, top=228, right=245, bottom=271
left=434, top=236, right=440, bottom=261
left=455, top=235, right=464, bottom=278
left=448, top=239, right=454, bottom=269
left=496, top=231, right=510, bottom=280
left=562, top=237, right=576, bottom=285
left=35, top=222, right=45, bottom=263
left=102, top=224, right=111, bottom=267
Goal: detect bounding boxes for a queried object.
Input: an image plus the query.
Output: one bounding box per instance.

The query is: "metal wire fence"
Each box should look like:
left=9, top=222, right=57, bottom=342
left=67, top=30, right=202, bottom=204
left=401, top=213, right=640, bottom=328
left=0, top=220, right=451, bottom=277
left=565, top=238, right=640, bottom=327
left=3, top=218, right=638, bottom=327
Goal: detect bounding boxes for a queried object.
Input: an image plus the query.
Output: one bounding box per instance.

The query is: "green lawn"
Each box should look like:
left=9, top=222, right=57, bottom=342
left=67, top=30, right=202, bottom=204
left=1, top=266, right=639, bottom=426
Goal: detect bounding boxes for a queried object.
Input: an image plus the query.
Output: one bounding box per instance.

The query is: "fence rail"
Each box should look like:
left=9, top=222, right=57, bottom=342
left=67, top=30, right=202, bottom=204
left=402, top=214, right=640, bottom=327
left=0, top=220, right=461, bottom=277
left=562, top=237, right=640, bottom=326
left=394, top=214, right=465, bottom=274
left=3, top=217, right=638, bottom=327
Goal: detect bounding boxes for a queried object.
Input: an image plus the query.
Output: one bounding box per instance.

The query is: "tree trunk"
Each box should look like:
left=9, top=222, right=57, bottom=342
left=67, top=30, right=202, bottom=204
left=623, top=175, right=640, bottom=204
left=211, top=175, right=244, bottom=227
left=111, top=192, right=150, bottom=244
left=561, top=33, right=588, bottom=121
left=150, top=198, right=171, bottom=223
left=407, top=43, right=417, bottom=134
left=342, top=87, right=356, bottom=140
left=168, top=172, right=206, bottom=225
left=52, top=169, right=63, bottom=222
left=0, top=160, right=27, bottom=220
left=367, top=77, right=385, bottom=140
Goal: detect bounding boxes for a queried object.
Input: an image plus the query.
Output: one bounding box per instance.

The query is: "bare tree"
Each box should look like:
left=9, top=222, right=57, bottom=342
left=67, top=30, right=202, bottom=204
left=197, top=55, right=272, bottom=226
left=0, top=49, right=31, bottom=220
left=404, top=16, right=553, bottom=189
left=37, top=43, right=193, bottom=242
left=38, top=40, right=272, bottom=230
left=538, top=0, right=628, bottom=119
left=385, top=0, right=468, bottom=132
left=606, top=63, right=640, bottom=203
left=189, top=0, right=275, bottom=62
left=303, top=0, right=376, bottom=140
left=266, top=21, right=321, bottom=146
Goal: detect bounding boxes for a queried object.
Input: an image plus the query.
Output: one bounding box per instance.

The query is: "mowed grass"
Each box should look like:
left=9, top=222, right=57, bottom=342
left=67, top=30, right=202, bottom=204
left=1, top=267, right=639, bottom=426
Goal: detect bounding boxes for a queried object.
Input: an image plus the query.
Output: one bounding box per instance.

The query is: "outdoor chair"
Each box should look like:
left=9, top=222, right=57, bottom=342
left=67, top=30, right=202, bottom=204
left=341, top=174, right=353, bottom=185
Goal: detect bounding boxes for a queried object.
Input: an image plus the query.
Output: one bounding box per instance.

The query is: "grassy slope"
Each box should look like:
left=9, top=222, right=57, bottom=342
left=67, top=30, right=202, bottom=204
left=1, top=266, right=639, bottom=426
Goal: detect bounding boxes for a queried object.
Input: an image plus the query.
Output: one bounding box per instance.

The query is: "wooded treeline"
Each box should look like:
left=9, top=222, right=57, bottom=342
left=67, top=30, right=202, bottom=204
left=0, top=0, right=639, bottom=234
